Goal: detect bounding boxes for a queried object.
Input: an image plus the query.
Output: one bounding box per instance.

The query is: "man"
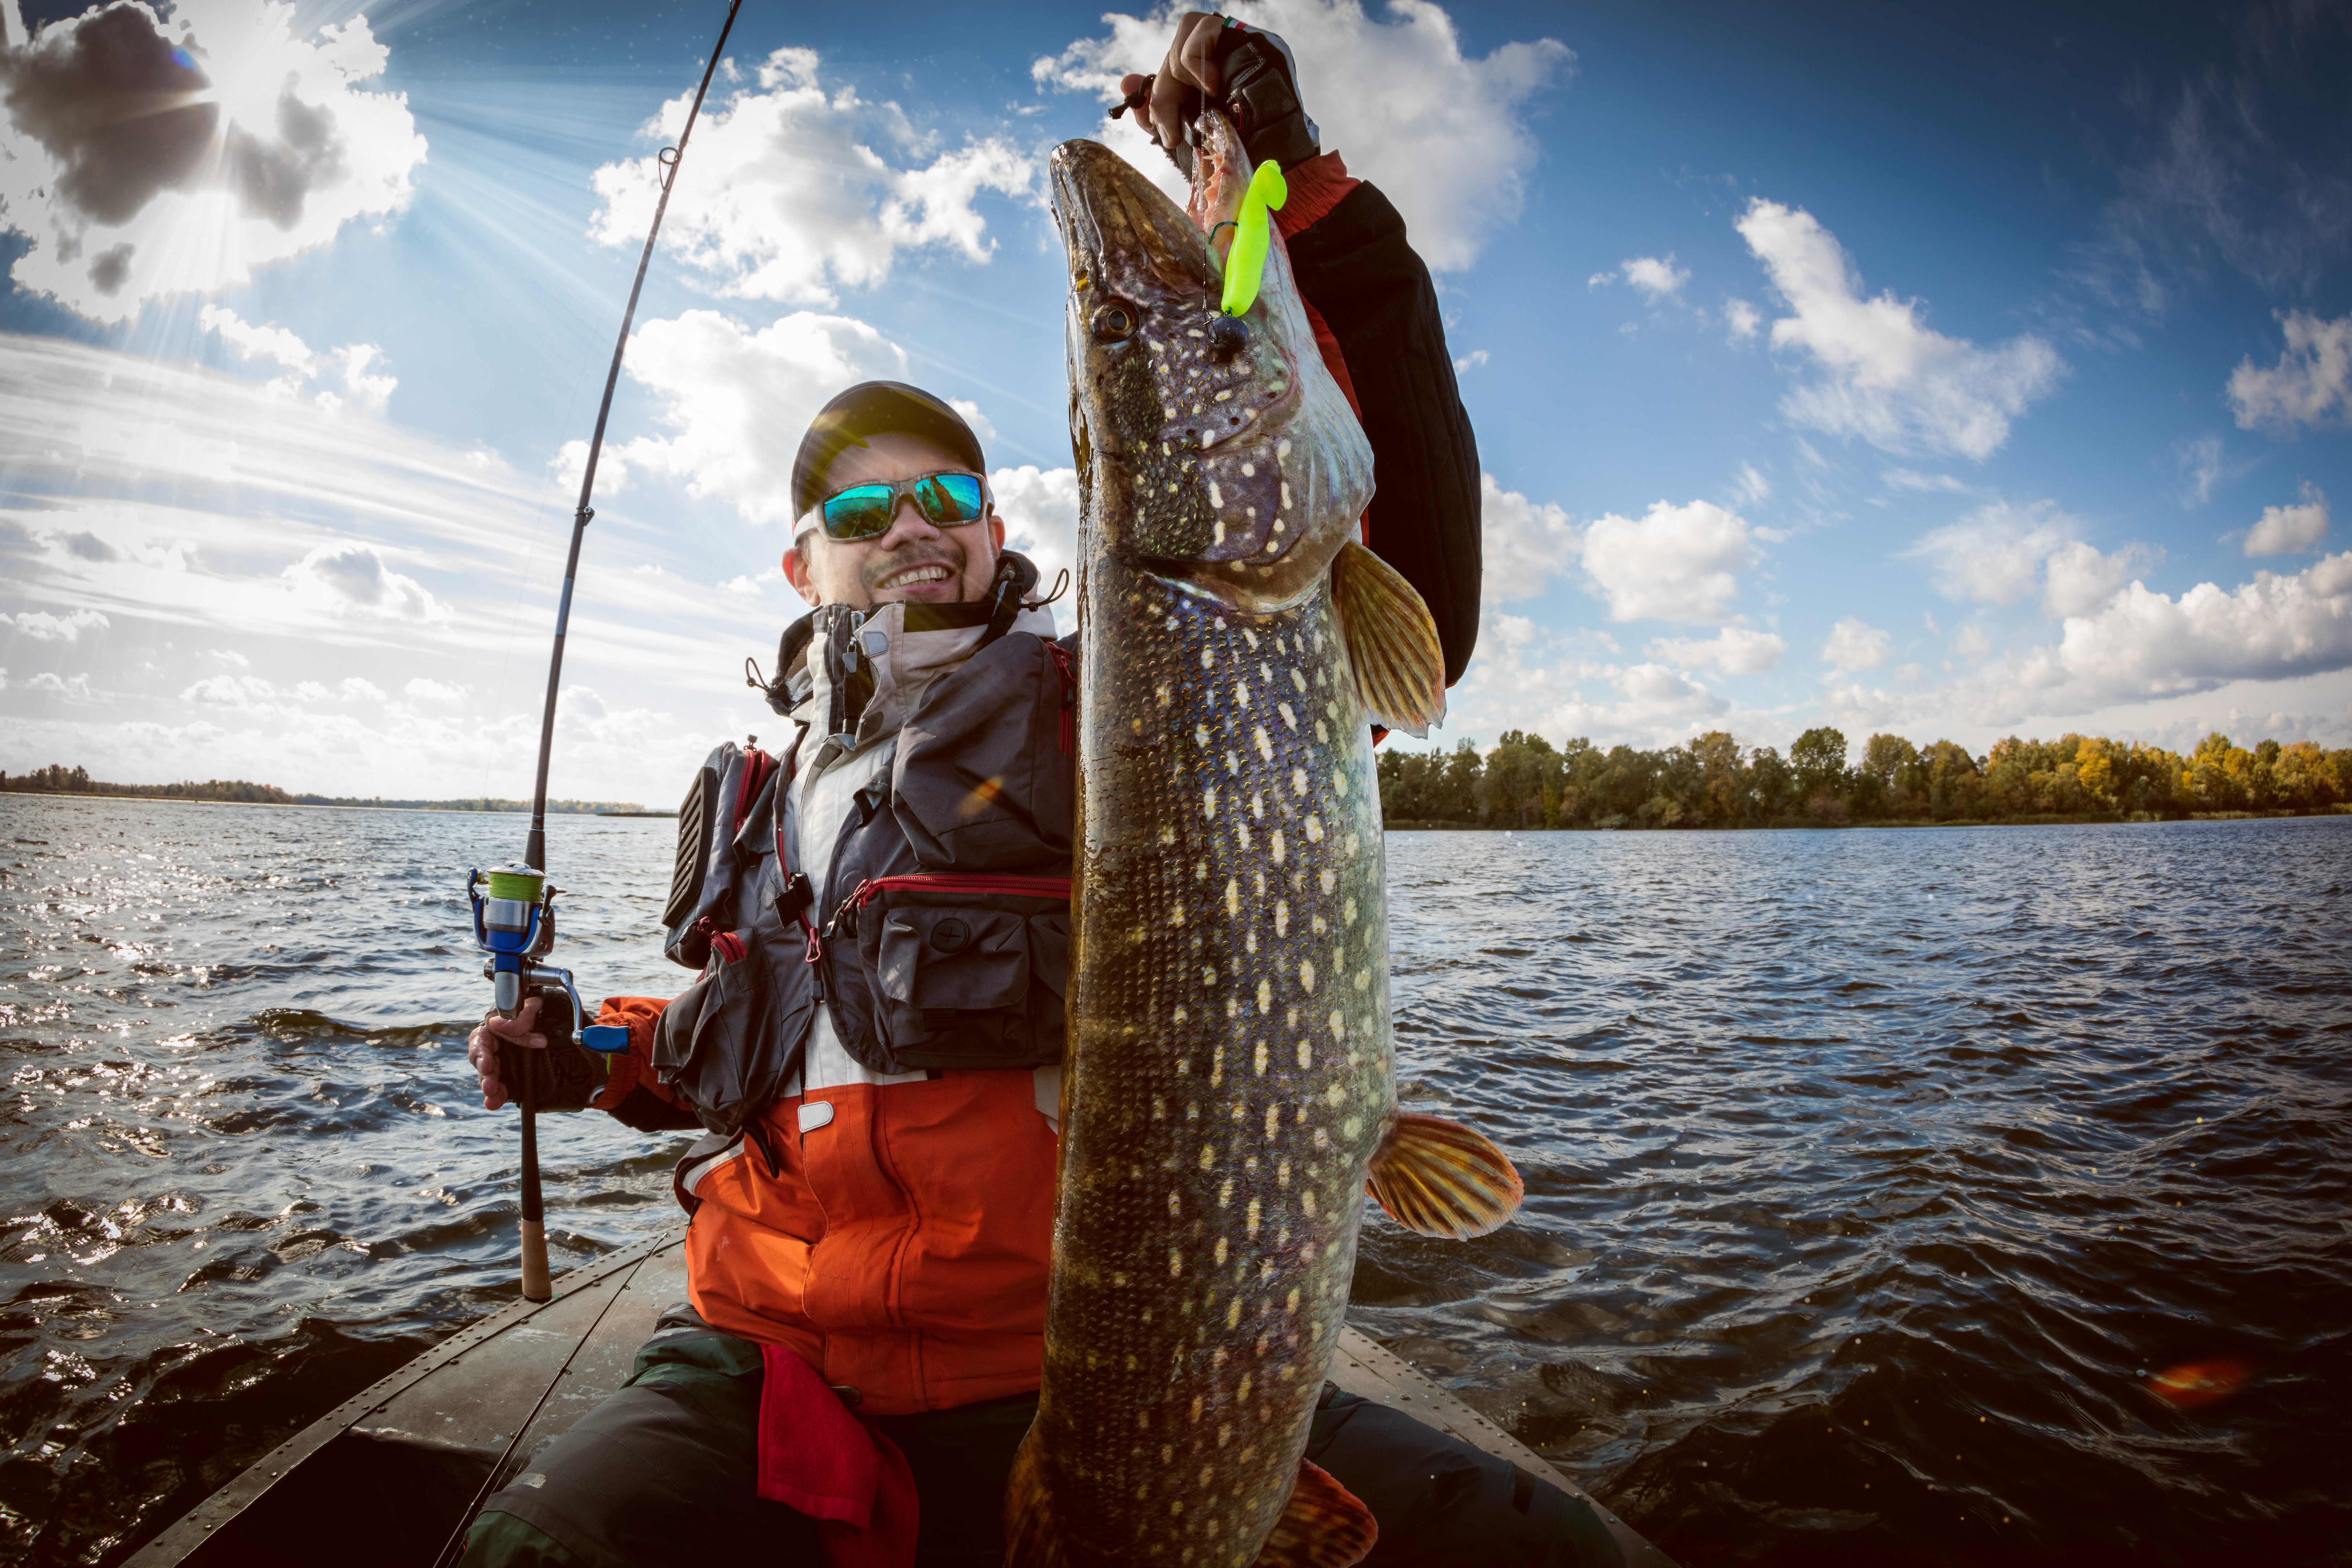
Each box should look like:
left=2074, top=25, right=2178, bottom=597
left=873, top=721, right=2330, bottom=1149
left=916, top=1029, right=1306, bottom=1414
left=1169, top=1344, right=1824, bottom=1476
left=462, top=16, right=1619, bottom=1567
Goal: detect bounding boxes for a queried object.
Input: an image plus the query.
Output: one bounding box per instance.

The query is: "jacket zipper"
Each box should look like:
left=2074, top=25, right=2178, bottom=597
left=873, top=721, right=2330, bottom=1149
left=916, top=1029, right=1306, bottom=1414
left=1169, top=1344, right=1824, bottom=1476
left=846, top=872, right=1073, bottom=909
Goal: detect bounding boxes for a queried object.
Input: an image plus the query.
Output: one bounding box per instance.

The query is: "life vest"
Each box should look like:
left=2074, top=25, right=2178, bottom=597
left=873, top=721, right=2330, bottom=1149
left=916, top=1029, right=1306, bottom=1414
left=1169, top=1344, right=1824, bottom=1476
left=612, top=556, right=1076, bottom=1415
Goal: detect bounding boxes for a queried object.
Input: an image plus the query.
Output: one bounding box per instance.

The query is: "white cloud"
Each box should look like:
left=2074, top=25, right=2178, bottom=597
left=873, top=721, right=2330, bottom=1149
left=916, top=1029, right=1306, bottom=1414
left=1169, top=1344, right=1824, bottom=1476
left=1447, top=612, right=1731, bottom=748
left=1820, top=616, right=1892, bottom=672
left=1582, top=498, right=1756, bottom=624
left=2245, top=483, right=2330, bottom=557
left=1479, top=474, right=1579, bottom=605
left=9, top=607, right=108, bottom=641
left=2042, top=539, right=2153, bottom=617
left=0, top=0, right=426, bottom=323
left=199, top=304, right=315, bottom=375
left=1735, top=198, right=2063, bottom=459
left=1949, top=624, right=1992, bottom=662
left=2015, top=552, right=2352, bottom=705
left=200, top=305, right=392, bottom=412
left=1592, top=254, right=1688, bottom=304
left=330, top=343, right=395, bottom=416
left=1883, top=468, right=1970, bottom=494
left=23, top=669, right=94, bottom=699
left=947, top=398, right=998, bottom=447
left=2228, top=311, right=2351, bottom=434
left=182, top=672, right=283, bottom=713
left=719, top=568, right=784, bottom=598
left=552, top=438, right=628, bottom=499
left=1730, top=462, right=1770, bottom=507
left=1651, top=625, right=1785, bottom=674
left=403, top=676, right=465, bottom=702
left=1036, top=0, right=1573, bottom=273
left=612, top=309, right=910, bottom=525
left=1908, top=499, right=2076, bottom=606
left=1620, top=254, right=1688, bottom=301
left=282, top=541, right=444, bottom=623
left=1723, top=297, right=1760, bottom=344
left=1909, top=503, right=2160, bottom=620
left=989, top=464, right=1079, bottom=604
left=1453, top=349, right=1488, bottom=373
left=293, top=676, right=385, bottom=702
left=589, top=47, right=1035, bottom=307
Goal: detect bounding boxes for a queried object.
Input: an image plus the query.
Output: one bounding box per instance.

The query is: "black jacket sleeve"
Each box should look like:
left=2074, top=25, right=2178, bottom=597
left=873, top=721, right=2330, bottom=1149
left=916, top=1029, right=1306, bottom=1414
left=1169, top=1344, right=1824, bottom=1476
left=1285, top=182, right=1482, bottom=686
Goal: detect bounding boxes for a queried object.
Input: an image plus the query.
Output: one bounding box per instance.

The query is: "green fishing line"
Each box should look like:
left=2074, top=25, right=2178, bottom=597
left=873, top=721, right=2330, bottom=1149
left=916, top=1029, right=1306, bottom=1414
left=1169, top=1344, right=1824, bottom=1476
left=1219, top=159, right=1289, bottom=317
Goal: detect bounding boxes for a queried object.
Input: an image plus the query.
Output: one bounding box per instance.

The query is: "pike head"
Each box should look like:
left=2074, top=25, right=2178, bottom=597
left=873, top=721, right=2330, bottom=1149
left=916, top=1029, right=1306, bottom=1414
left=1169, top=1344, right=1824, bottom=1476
left=1048, top=127, right=1373, bottom=616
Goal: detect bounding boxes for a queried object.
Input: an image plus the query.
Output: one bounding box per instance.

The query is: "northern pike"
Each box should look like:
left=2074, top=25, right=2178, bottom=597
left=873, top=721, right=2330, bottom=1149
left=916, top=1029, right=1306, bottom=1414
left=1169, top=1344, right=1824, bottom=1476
left=1007, top=118, right=1523, bottom=1568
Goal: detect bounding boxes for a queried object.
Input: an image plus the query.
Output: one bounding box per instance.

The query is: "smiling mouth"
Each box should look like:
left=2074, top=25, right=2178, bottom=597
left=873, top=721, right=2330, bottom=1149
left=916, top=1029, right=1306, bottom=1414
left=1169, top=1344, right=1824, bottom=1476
left=877, top=562, right=954, bottom=591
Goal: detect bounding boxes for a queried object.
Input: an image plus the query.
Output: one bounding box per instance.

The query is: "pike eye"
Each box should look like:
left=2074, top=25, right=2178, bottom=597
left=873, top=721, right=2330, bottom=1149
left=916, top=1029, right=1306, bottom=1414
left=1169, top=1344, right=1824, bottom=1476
left=1091, top=300, right=1138, bottom=343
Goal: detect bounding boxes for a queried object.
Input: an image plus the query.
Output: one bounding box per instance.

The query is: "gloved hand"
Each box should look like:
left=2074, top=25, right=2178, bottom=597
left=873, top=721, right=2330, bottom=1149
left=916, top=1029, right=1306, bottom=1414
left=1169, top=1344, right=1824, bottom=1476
left=467, top=994, right=605, bottom=1113
left=1117, top=10, right=1321, bottom=174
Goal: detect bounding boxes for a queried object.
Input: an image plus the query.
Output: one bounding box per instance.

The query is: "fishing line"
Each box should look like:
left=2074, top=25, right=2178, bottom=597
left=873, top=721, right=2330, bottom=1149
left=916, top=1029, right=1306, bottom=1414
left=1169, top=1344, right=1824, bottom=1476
left=462, top=0, right=744, bottom=1336
left=519, top=0, right=744, bottom=868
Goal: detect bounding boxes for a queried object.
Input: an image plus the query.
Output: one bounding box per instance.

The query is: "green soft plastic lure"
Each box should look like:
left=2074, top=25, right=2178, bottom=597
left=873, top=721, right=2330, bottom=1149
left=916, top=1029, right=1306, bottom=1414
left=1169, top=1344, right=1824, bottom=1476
left=1218, top=159, right=1289, bottom=317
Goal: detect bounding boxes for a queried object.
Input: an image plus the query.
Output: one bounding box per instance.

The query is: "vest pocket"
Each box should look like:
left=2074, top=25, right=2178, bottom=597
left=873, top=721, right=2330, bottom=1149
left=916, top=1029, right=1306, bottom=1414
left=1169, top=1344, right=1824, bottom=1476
left=859, top=895, right=1066, bottom=1071
left=653, top=929, right=775, bottom=1136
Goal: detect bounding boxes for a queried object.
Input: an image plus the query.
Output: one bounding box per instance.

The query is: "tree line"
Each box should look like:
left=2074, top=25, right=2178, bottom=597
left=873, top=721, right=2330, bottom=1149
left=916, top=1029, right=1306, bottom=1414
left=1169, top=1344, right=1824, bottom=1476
left=0, top=765, right=643, bottom=814
left=1375, top=728, right=2352, bottom=829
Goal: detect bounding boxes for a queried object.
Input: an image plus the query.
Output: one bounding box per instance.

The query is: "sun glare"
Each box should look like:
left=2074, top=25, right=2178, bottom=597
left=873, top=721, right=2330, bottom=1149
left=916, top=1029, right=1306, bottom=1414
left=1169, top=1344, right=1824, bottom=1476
left=185, top=24, right=295, bottom=136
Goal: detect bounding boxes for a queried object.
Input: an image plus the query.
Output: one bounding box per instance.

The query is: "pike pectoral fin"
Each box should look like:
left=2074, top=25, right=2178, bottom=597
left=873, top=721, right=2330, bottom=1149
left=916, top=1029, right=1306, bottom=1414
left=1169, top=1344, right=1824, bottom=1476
left=1253, top=1459, right=1378, bottom=1567
left=1003, top=1432, right=1064, bottom=1567
left=1366, top=1111, right=1524, bottom=1240
left=1331, top=539, right=1447, bottom=738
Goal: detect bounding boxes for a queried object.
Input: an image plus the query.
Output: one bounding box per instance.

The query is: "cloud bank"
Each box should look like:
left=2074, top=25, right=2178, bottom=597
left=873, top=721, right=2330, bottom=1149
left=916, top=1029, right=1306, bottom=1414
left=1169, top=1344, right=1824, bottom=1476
left=589, top=46, right=1034, bottom=308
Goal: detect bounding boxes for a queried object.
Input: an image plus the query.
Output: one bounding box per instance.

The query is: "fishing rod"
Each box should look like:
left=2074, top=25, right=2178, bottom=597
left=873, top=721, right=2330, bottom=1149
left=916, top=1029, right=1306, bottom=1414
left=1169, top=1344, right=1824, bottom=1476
left=466, top=0, right=745, bottom=1306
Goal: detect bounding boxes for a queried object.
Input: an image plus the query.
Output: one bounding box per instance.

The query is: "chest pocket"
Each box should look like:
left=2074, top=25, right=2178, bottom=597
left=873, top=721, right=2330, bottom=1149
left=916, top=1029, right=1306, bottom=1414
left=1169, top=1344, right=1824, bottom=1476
left=652, top=927, right=787, bottom=1138
left=833, top=875, right=1068, bottom=1073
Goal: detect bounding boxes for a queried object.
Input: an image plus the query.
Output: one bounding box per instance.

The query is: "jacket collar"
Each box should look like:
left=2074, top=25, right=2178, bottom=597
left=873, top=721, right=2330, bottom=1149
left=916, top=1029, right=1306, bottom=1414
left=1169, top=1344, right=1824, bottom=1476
left=781, top=552, right=1057, bottom=768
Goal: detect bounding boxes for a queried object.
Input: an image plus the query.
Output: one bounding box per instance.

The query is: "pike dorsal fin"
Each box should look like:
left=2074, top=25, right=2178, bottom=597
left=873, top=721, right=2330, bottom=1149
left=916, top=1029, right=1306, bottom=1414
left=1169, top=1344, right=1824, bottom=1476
left=1366, top=1111, right=1524, bottom=1240
left=1330, top=538, right=1446, bottom=737
left=1252, top=1459, right=1378, bottom=1567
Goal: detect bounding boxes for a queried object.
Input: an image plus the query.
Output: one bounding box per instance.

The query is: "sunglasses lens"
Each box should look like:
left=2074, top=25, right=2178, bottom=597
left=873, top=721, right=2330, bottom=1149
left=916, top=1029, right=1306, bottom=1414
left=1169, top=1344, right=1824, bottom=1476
left=914, top=473, right=986, bottom=523
left=821, top=485, right=897, bottom=540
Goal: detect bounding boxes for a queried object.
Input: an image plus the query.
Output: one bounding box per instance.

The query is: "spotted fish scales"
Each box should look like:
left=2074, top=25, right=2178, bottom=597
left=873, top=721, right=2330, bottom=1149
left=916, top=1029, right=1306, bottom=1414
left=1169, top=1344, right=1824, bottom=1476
left=1008, top=121, right=1523, bottom=1568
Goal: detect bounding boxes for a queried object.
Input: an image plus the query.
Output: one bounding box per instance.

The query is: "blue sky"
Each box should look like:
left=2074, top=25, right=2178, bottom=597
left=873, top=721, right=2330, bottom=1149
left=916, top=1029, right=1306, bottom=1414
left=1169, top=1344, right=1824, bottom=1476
left=3, top=0, right=2348, bottom=804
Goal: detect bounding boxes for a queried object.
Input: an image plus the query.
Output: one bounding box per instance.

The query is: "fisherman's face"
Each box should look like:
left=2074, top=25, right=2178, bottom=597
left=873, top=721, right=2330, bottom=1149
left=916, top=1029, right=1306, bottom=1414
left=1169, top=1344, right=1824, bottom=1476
left=784, top=432, right=1006, bottom=610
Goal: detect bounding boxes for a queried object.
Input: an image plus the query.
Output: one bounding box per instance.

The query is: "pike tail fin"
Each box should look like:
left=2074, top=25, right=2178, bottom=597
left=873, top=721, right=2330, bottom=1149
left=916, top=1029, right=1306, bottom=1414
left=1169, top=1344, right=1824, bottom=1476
left=1367, top=1111, right=1524, bottom=1240
left=1331, top=539, right=1447, bottom=737
left=1253, top=1459, right=1378, bottom=1567
left=1003, top=1430, right=1066, bottom=1568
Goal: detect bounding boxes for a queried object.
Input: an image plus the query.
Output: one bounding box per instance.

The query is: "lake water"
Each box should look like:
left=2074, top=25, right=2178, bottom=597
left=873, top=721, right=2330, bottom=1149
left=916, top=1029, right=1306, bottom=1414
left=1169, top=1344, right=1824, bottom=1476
left=1, top=795, right=2345, bottom=1565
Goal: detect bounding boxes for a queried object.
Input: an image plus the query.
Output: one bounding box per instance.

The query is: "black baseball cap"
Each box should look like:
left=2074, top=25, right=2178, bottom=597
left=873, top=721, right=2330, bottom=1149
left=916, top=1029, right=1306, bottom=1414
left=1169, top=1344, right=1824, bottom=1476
left=790, top=381, right=987, bottom=525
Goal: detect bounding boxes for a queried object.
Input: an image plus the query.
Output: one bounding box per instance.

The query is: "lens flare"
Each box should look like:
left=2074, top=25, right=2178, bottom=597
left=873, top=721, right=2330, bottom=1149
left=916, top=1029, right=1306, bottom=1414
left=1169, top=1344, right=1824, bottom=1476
left=2147, top=1358, right=2251, bottom=1409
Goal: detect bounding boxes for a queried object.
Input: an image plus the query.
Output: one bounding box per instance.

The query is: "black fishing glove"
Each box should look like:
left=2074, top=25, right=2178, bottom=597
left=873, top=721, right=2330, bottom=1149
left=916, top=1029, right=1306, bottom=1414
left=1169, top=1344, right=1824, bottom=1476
left=1208, top=22, right=1320, bottom=171
left=1120, top=18, right=1322, bottom=175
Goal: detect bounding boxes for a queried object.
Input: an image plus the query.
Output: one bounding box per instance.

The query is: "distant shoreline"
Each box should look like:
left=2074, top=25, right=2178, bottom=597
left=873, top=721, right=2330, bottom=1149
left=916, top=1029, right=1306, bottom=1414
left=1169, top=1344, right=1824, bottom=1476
left=0, top=790, right=673, bottom=819
left=1384, top=804, right=2352, bottom=831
